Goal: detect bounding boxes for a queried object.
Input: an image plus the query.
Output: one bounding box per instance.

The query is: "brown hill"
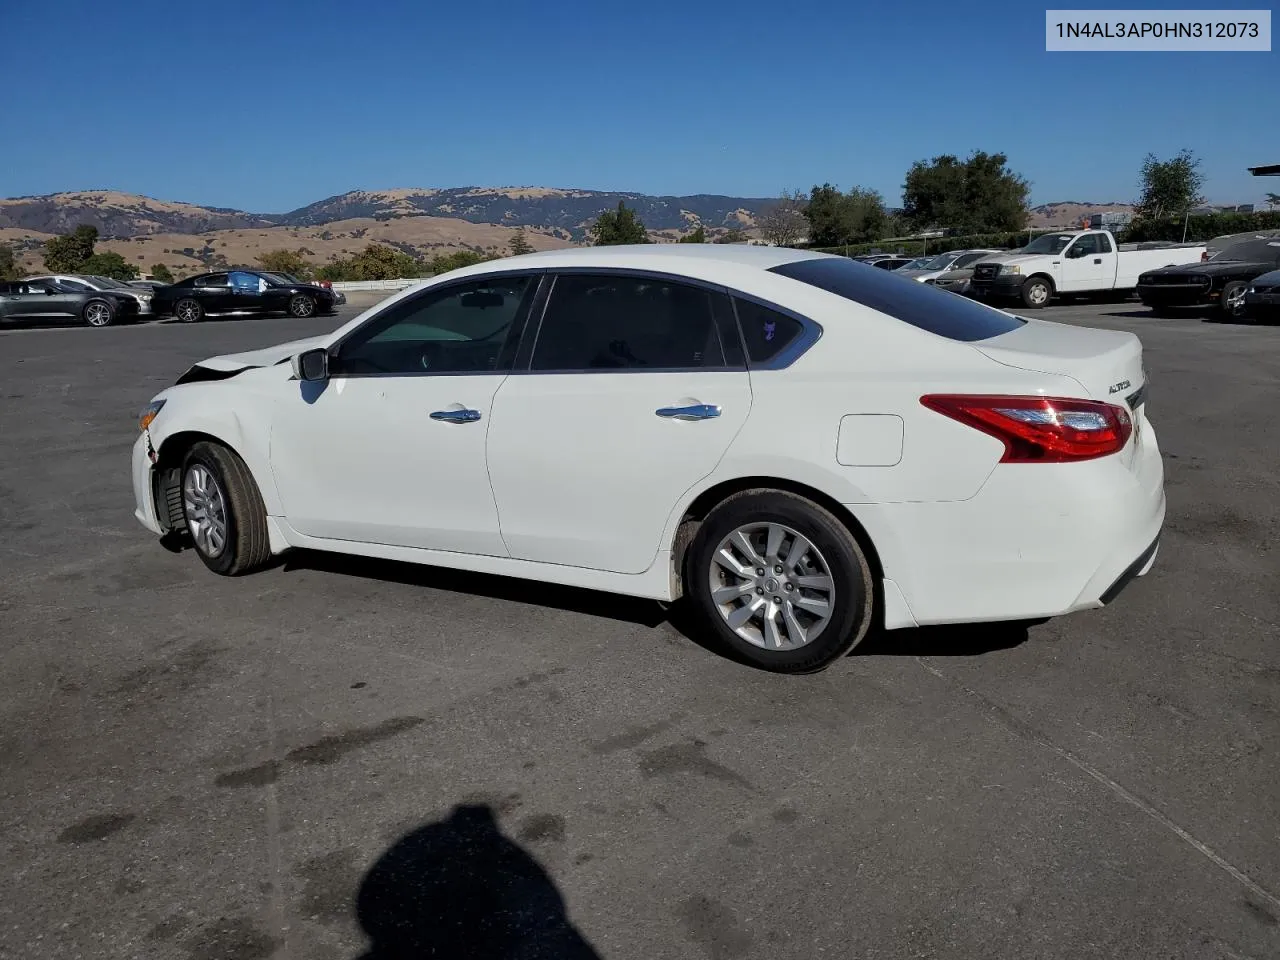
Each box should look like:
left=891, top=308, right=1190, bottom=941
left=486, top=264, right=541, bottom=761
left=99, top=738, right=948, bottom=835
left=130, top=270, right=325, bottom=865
left=1029, top=202, right=1136, bottom=229
left=0, top=191, right=271, bottom=236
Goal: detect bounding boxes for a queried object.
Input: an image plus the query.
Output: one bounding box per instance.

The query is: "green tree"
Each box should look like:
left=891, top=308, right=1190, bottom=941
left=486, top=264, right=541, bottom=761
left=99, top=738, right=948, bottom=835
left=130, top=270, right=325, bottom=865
left=1134, top=150, right=1206, bottom=222
left=348, top=243, right=422, bottom=280
left=315, top=259, right=355, bottom=282
left=902, top=152, right=1030, bottom=234
left=257, top=248, right=314, bottom=280
left=508, top=228, right=534, bottom=256
left=0, top=244, right=22, bottom=281
left=757, top=190, right=809, bottom=247
left=804, top=184, right=888, bottom=246
left=426, top=249, right=493, bottom=275
left=80, top=251, right=140, bottom=280
left=42, top=224, right=99, bottom=273
left=715, top=227, right=750, bottom=244
left=590, top=201, right=649, bottom=245
left=679, top=225, right=707, bottom=243
left=150, top=263, right=174, bottom=283
left=1267, top=192, right=1280, bottom=209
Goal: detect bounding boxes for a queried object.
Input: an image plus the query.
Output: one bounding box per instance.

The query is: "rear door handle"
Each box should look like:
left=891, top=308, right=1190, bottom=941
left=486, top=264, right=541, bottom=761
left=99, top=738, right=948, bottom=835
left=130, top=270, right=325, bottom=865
left=655, top=403, right=721, bottom=421
left=429, top=408, right=482, bottom=423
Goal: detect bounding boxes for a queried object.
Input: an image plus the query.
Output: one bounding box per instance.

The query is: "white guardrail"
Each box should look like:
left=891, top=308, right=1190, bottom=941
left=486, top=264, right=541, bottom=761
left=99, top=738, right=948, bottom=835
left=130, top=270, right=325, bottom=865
left=327, top=278, right=420, bottom=293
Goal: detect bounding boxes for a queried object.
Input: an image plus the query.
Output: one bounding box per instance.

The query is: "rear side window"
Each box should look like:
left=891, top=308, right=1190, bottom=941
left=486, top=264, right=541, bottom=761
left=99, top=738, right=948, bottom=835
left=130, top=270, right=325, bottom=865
left=769, top=257, right=1025, bottom=342
left=531, top=274, right=727, bottom=371
left=733, top=299, right=804, bottom=364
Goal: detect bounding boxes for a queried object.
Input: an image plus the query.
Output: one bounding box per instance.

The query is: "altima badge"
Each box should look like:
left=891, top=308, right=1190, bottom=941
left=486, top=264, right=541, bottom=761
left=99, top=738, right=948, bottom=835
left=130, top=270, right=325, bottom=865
left=1109, top=379, right=1131, bottom=394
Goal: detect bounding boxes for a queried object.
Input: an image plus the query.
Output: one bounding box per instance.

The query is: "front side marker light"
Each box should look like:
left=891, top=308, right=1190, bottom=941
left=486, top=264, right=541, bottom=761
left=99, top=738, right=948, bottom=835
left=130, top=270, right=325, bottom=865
left=139, top=399, right=166, bottom=432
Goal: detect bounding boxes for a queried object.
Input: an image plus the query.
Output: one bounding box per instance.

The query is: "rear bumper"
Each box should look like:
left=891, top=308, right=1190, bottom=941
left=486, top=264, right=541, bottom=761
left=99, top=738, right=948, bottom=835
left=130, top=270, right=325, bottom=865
left=857, top=412, right=1166, bottom=628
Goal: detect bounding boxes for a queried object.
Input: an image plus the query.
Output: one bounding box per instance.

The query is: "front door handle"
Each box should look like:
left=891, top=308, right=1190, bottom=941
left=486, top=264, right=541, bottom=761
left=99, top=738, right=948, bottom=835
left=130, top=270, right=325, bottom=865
left=656, top=403, right=721, bottom=421
left=1094, top=258, right=1102, bottom=264
left=429, top=408, right=482, bottom=424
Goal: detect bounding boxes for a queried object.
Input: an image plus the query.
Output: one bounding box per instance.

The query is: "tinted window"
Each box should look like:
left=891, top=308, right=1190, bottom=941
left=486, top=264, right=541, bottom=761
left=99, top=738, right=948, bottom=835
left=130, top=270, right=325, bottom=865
left=770, top=256, right=1025, bottom=342
left=57, top=278, right=93, bottom=292
left=952, top=251, right=989, bottom=268
left=1097, top=234, right=1114, bottom=253
left=734, top=299, right=804, bottom=364
left=337, top=275, right=534, bottom=376
left=531, top=274, right=725, bottom=371
left=1212, top=239, right=1280, bottom=265
left=229, top=271, right=261, bottom=291
left=195, top=274, right=228, bottom=288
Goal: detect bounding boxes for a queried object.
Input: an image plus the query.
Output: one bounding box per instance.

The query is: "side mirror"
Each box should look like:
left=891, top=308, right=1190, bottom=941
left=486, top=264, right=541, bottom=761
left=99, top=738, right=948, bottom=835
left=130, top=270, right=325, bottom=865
left=1065, top=246, right=1085, bottom=259
left=46, top=288, right=58, bottom=295
left=292, top=348, right=329, bottom=382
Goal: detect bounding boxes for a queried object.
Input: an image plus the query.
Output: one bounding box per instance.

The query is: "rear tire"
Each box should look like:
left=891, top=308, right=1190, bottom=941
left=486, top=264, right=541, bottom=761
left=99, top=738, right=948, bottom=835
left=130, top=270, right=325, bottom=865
left=180, top=442, right=271, bottom=576
left=1020, top=276, right=1053, bottom=309
left=175, top=298, right=203, bottom=323
left=82, top=299, right=115, bottom=327
left=686, top=490, right=874, bottom=673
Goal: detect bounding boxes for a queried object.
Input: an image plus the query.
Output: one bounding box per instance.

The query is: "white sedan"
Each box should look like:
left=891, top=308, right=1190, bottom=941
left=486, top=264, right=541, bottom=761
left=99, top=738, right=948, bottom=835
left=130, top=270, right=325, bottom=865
left=132, top=245, right=1164, bottom=673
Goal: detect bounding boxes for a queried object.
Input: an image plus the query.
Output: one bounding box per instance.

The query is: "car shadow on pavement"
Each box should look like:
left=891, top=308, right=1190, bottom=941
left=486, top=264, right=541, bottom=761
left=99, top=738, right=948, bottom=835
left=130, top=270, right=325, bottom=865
left=281, top=551, right=670, bottom=628
left=853, top=620, right=1036, bottom=658
left=354, top=803, right=601, bottom=960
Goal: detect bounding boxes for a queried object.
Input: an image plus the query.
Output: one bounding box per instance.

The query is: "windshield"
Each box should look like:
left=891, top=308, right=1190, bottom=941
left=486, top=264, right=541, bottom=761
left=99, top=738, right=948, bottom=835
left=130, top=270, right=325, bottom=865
left=771, top=256, right=1025, bottom=342
left=918, top=254, right=958, bottom=271
left=1021, top=234, right=1076, bottom=255
left=89, top=276, right=133, bottom=289
left=1209, top=239, right=1280, bottom=265
left=260, top=272, right=297, bottom=285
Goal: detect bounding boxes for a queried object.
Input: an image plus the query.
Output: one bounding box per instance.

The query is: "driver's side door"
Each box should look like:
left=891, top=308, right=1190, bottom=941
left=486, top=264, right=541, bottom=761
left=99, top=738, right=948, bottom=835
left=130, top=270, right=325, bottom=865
left=269, top=272, right=541, bottom=556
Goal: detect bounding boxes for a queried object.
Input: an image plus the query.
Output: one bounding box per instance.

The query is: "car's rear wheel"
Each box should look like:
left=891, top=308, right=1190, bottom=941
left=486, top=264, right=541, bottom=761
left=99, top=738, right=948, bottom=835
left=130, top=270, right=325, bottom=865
left=686, top=491, right=874, bottom=673
left=175, top=298, right=203, bottom=323
left=1020, top=276, right=1053, bottom=308
left=181, top=442, right=271, bottom=576
left=289, top=294, right=316, bottom=318
left=1220, top=280, right=1249, bottom=320
left=82, top=299, right=115, bottom=327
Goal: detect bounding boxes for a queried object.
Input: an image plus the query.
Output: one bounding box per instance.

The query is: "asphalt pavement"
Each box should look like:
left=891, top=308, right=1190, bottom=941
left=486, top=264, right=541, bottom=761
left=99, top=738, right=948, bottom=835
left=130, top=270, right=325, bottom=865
left=1, top=295, right=1278, bottom=960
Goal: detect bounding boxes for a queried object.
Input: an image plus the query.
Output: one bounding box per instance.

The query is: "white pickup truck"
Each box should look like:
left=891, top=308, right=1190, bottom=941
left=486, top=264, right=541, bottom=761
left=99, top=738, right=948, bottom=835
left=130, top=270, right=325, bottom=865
left=968, top=230, right=1207, bottom=308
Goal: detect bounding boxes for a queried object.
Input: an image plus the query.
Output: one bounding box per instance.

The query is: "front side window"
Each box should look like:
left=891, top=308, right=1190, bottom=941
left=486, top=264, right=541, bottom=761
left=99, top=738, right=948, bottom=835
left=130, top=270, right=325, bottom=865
left=1097, top=234, right=1114, bottom=253
left=530, top=274, right=726, bottom=371
left=1069, top=234, right=1102, bottom=257
left=337, top=275, right=534, bottom=376
left=229, top=271, right=260, bottom=291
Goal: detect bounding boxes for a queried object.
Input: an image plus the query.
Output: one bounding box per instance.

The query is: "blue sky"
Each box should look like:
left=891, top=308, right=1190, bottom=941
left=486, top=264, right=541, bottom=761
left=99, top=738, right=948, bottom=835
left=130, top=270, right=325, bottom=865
left=5, top=0, right=1276, bottom=211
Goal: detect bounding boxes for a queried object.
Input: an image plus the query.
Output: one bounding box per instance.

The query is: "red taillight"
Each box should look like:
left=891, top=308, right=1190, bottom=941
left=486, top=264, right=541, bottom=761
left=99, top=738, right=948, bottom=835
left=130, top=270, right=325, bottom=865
left=920, top=394, right=1132, bottom=463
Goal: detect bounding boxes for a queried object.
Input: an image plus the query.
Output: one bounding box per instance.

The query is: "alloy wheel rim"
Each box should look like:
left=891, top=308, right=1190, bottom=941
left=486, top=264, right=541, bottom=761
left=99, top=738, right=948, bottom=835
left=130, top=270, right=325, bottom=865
left=291, top=296, right=314, bottom=317
left=708, top=522, right=835, bottom=650
left=177, top=300, right=198, bottom=322
left=86, top=303, right=110, bottom=326
left=183, top=464, right=228, bottom=558
left=1226, top=287, right=1246, bottom=314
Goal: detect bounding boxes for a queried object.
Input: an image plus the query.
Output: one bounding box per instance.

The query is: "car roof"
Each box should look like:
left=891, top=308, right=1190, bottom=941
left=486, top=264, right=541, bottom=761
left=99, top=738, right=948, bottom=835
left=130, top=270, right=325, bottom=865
left=495, top=243, right=828, bottom=272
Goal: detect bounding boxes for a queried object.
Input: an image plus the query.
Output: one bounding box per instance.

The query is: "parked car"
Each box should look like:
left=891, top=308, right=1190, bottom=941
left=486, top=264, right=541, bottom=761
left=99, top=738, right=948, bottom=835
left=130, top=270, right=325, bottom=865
left=132, top=245, right=1163, bottom=674
left=27, top=273, right=154, bottom=315
left=151, top=270, right=337, bottom=322
left=0, top=277, right=140, bottom=327
left=926, top=265, right=981, bottom=296
left=129, top=279, right=172, bottom=292
left=1243, top=268, right=1280, bottom=322
left=872, top=257, right=916, bottom=271
left=897, top=249, right=1002, bottom=284
left=1137, top=237, right=1280, bottom=319
left=970, top=230, right=1207, bottom=308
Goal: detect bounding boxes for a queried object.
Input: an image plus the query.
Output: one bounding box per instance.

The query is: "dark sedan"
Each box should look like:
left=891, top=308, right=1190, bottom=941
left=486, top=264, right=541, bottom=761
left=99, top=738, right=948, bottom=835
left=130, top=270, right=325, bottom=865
left=152, top=270, right=337, bottom=323
left=1244, top=268, right=1280, bottom=323
left=1137, top=237, right=1280, bottom=319
left=0, top=278, right=140, bottom=327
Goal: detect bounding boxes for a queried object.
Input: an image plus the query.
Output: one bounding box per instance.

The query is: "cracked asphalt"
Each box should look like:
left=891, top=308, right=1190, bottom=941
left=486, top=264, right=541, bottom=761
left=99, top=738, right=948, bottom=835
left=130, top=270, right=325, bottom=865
left=1, top=295, right=1277, bottom=959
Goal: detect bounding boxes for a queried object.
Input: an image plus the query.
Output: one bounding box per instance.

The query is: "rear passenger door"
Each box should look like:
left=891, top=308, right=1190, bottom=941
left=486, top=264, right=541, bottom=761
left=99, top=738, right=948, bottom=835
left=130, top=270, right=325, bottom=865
left=193, top=273, right=232, bottom=311
left=485, top=271, right=753, bottom=575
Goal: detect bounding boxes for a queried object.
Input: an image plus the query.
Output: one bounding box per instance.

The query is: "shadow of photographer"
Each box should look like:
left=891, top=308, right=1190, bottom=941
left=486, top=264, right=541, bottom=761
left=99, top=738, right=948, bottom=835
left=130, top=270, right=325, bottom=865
left=355, top=804, right=601, bottom=960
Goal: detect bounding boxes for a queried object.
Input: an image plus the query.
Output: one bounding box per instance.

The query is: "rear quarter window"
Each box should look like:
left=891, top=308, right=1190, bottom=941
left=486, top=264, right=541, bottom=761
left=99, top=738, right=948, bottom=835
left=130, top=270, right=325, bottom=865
left=770, top=257, right=1025, bottom=342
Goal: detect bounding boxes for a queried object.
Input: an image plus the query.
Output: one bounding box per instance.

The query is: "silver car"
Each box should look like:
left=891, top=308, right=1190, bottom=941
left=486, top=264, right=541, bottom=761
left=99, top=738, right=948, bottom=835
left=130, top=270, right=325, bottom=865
left=895, top=250, right=1002, bottom=284
left=28, top=274, right=153, bottom=314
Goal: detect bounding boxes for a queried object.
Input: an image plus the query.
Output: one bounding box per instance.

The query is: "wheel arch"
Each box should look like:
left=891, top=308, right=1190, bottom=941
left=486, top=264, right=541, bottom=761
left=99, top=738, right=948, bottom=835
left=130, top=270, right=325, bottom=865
left=152, top=415, right=280, bottom=517
left=1027, top=272, right=1056, bottom=291
left=667, top=475, right=885, bottom=601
